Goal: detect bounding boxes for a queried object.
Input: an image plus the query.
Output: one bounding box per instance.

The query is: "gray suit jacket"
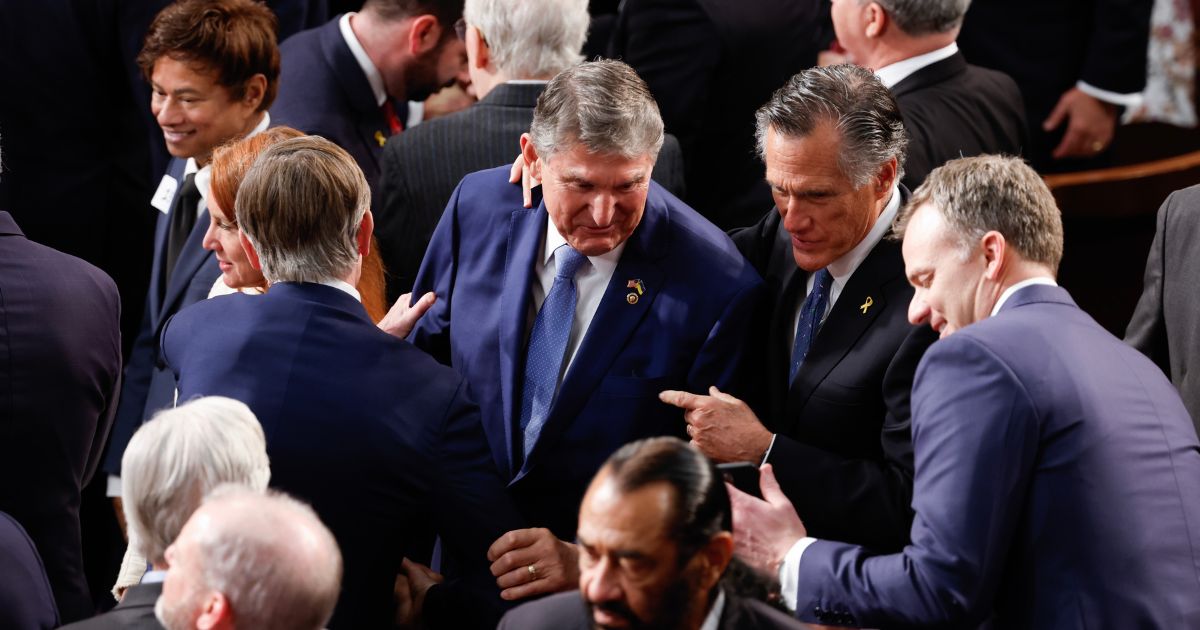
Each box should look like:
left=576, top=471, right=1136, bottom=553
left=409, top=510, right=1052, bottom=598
left=1126, top=184, right=1200, bottom=431
left=58, top=582, right=163, bottom=630
left=375, top=81, right=686, bottom=299
left=497, top=590, right=804, bottom=629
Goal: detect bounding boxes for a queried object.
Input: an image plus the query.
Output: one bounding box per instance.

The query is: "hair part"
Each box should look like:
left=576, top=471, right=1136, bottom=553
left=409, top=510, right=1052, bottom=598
left=869, top=0, right=971, bottom=36
left=138, top=0, right=280, bottom=111
left=894, top=154, right=1064, bottom=272
left=464, top=0, right=587, bottom=78
left=755, top=64, right=907, bottom=187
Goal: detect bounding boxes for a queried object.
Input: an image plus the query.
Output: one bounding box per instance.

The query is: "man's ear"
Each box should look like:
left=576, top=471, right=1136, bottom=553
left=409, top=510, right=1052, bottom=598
left=407, top=14, right=443, bottom=56
left=239, top=231, right=263, bottom=271
left=695, top=532, right=734, bottom=592
left=468, top=23, right=490, bottom=70
left=980, top=230, right=1007, bottom=279
left=357, top=210, right=375, bottom=257
left=874, top=157, right=898, bottom=199
left=865, top=2, right=889, bottom=38
left=194, top=591, right=232, bottom=630
left=520, top=133, right=542, bottom=181
left=241, top=73, right=267, bottom=111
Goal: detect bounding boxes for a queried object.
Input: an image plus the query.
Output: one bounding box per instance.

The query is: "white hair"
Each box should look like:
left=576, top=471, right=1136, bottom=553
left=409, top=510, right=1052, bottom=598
left=464, top=0, right=588, bottom=79
left=121, top=396, right=270, bottom=564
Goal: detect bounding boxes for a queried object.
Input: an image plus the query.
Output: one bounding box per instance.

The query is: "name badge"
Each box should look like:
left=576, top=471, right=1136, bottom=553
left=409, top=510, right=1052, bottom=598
left=151, top=174, right=178, bottom=214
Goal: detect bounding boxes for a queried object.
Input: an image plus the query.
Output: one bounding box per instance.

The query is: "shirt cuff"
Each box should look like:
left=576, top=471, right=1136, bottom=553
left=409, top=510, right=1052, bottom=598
left=760, top=434, right=778, bottom=466
left=778, top=537, right=818, bottom=613
left=1076, top=80, right=1144, bottom=109
left=107, top=475, right=122, bottom=498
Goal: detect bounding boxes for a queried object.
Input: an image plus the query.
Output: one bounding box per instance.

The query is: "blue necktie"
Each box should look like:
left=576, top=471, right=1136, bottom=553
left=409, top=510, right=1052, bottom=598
left=519, top=245, right=589, bottom=459
left=790, top=268, right=832, bottom=383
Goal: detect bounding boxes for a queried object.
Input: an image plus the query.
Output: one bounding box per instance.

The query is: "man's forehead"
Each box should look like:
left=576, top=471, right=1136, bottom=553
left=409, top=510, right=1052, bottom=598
left=579, top=477, right=674, bottom=545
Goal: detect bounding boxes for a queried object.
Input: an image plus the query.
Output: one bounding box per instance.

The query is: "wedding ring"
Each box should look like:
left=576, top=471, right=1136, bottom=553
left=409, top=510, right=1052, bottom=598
left=1091, top=141, right=1104, bottom=153
left=527, top=564, right=538, bottom=577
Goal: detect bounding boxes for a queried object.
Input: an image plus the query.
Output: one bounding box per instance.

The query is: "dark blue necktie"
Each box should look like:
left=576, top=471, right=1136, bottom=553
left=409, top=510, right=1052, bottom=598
left=790, top=268, right=832, bottom=383
left=519, top=245, right=589, bottom=459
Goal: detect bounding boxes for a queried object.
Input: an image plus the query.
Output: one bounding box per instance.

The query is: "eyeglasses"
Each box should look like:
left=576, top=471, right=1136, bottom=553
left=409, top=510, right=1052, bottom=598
left=454, top=18, right=467, bottom=41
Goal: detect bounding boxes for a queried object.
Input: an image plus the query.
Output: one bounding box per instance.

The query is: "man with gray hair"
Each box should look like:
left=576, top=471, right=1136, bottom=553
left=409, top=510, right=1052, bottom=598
left=730, top=154, right=1200, bottom=627
left=61, top=396, right=270, bottom=630
left=662, top=64, right=937, bottom=552
left=154, top=487, right=342, bottom=630
left=827, top=0, right=1026, bottom=188
left=409, top=59, right=762, bottom=570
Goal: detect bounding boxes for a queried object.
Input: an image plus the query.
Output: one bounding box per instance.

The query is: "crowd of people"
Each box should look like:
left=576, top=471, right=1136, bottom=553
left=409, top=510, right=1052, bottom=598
left=2, top=0, right=1200, bottom=628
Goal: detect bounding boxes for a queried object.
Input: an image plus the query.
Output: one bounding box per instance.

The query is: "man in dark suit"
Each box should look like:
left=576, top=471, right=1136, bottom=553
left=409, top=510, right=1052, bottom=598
left=828, top=0, right=1026, bottom=188
left=162, top=137, right=533, bottom=628
left=732, top=155, right=1200, bottom=628
left=958, top=0, right=1152, bottom=170
left=0, top=511, right=59, bottom=630
left=103, top=0, right=279, bottom=492
left=0, top=208, right=120, bottom=624
left=410, top=60, right=762, bottom=544
left=498, top=438, right=803, bottom=630
left=376, top=0, right=686, bottom=298
left=272, top=0, right=468, bottom=194
left=609, top=0, right=829, bottom=229
left=1127, top=184, right=1200, bottom=432
left=663, top=65, right=937, bottom=552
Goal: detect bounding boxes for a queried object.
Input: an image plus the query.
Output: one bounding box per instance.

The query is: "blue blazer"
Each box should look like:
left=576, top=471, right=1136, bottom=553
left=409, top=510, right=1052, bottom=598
left=0, top=512, right=58, bottom=630
left=410, top=166, right=763, bottom=539
left=794, top=285, right=1200, bottom=628
left=104, top=157, right=219, bottom=474
left=162, top=282, right=526, bottom=629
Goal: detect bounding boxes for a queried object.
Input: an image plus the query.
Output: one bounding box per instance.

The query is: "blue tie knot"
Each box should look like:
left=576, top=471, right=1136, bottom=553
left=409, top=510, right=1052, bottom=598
left=554, top=245, right=588, bottom=280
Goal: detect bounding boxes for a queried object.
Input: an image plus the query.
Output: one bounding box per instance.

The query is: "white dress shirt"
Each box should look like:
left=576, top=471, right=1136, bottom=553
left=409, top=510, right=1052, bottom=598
left=339, top=13, right=425, bottom=128
left=700, top=589, right=726, bottom=630
left=874, top=42, right=959, bottom=89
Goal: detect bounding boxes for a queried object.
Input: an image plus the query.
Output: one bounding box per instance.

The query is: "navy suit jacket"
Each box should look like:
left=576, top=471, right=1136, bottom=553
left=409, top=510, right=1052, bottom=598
left=0, top=512, right=59, bottom=630
left=794, top=285, right=1200, bottom=628
left=162, top=283, right=525, bottom=629
left=104, top=158, right=220, bottom=475
left=273, top=17, right=396, bottom=192
left=58, top=582, right=162, bottom=630
left=410, top=166, right=763, bottom=539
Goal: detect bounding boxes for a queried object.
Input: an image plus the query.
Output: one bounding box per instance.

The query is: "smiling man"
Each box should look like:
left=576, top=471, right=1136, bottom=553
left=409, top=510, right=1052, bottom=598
left=409, top=60, right=762, bottom=555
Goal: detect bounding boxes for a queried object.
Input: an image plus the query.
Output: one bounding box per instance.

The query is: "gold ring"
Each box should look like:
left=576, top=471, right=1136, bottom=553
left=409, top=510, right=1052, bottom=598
left=1091, top=141, right=1104, bottom=152
left=527, top=564, right=537, bottom=577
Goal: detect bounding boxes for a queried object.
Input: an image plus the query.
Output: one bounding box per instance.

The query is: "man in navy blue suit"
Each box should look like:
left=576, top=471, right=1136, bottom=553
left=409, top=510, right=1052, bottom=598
left=731, top=155, right=1200, bottom=628
left=409, top=60, right=763, bottom=548
left=103, top=0, right=279, bottom=492
left=161, top=136, right=532, bottom=628
left=272, top=0, right=469, bottom=193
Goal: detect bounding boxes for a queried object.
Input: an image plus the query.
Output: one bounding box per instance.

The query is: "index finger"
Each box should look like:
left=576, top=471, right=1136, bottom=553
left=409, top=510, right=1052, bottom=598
left=487, top=528, right=538, bottom=562
left=658, top=389, right=708, bottom=411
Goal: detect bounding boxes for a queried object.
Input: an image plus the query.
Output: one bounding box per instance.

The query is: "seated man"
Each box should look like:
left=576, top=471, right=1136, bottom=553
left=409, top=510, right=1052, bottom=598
left=61, top=397, right=270, bottom=630
left=154, top=487, right=341, bottom=630
left=498, top=437, right=803, bottom=629
left=409, top=59, right=763, bottom=541
left=161, top=136, right=531, bottom=628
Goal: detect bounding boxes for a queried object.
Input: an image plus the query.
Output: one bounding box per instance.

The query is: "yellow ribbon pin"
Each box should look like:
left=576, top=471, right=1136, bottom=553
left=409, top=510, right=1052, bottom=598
left=374, top=130, right=387, bottom=147
left=859, top=296, right=874, bottom=314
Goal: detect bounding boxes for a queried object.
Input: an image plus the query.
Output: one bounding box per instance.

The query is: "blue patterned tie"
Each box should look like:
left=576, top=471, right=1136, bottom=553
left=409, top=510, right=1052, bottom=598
left=790, top=268, right=832, bottom=383
left=519, top=245, right=589, bottom=459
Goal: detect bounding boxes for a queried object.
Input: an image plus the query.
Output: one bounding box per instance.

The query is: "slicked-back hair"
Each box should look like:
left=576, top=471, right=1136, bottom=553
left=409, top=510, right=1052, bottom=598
left=872, top=0, right=971, bottom=36
left=529, top=59, right=665, bottom=161
left=138, top=0, right=280, bottom=111
left=601, top=437, right=730, bottom=562
left=755, top=64, right=907, bottom=187
left=894, top=155, right=1064, bottom=272
left=235, top=136, right=370, bottom=284
left=464, top=0, right=588, bottom=79
left=363, top=0, right=464, bottom=28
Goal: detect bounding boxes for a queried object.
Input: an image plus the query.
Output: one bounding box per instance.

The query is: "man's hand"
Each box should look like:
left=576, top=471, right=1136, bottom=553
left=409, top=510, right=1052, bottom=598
left=508, top=154, right=539, bottom=209
left=394, top=557, right=444, bottom=628
left=728, top=464, right=807, bottom=578
left=422, top=82, right=476, bottom=121
left=378, top=292, right=436, bottom=339
left=488, top=528, right=579, bottom=601
left=1043, top=87, right=1118, bottom=160
left=659, top=386, right=773, bottom=463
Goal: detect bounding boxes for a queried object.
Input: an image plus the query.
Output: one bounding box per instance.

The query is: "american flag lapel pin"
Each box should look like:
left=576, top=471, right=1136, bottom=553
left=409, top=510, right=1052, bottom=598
left=626, top=279, right=645, bottom=304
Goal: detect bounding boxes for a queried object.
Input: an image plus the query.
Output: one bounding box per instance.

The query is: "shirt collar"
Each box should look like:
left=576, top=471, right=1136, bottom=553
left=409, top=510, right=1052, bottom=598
left=140, top=569, right=167, bottom=584
left=340, top=12, right=387, bottom=107
left=541, top=215, right=626, bottom=272
left=505, top=79, right=550, bottom=86
left=990, top=276, right=1058, bottom=316
left=318, top=277, right=363, bottom=302
left=699, top=589, right=726, bottom=630
left=827, top=184, right=901, bottom=284
left=875, top=42, right=958, bottom=88
left=187, top=111, right=270, bottom=204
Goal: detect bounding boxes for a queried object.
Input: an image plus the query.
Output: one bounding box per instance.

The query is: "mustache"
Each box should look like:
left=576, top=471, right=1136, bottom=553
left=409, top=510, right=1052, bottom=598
left=587, top=599, right=642, bottom=629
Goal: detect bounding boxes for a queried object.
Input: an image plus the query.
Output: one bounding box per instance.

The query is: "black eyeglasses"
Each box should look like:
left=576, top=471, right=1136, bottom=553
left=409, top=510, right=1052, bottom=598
left=454, top=18, right=467, bottom=41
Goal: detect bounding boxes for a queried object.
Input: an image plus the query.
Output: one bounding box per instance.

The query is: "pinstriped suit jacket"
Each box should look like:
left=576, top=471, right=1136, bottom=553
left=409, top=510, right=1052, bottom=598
left=375, top=82, right=687, bottom=300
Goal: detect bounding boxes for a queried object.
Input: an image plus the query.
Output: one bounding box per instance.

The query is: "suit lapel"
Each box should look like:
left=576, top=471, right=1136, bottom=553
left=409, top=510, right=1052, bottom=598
left=320, top=18, right=388, bottom=170
left=498, top=204, right=545, bottom=479
left=160, top=208, right=214, bottom=319
left=889, top=51, right=968, bottom=98
left=149, top=159, right=187, bottom=321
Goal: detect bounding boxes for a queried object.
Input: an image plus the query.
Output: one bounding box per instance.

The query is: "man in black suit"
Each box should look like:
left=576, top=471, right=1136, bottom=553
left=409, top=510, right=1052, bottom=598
left=0, top=511, right=59, bottom=630
left=609, top=0, right=829, bottom=229
left=662, top=65, right=937, bottom=553
left=957, top=0, right=1152, bottom=170
left=0, top=207, right=122, bottom=623
left=829, top=0, right=1026, bottom=188
left=498, top=437, right=804, bottom=630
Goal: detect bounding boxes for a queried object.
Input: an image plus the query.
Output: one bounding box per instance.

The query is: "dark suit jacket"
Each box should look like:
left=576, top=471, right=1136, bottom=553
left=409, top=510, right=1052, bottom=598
left=497, top=590, right=804, bottom=629
left=161, top=282, right=525, bottom=629
left=730, top=195, right=938, bottom=552
left=410, top=166, right=763, bottom=540
left=1127, top=184, right=1200, bottom=432
left=104, top=158, right=220, bottom=477
left=273, top=16, right=398, bottom=192
left=58, top=582, right=162, bottom=630
left=957, top=0, right=1152, bottom=169
left=892, top=52, right=1028, bottom=189
left=609, top=0, right=829, bottom=229
left=0, top=511, right=59, bottom=630
left=795, top=285, right=1200, bottom=628
left=0, top=212, right=121, bottom=623
left=376, top=81, right=687, bottom=299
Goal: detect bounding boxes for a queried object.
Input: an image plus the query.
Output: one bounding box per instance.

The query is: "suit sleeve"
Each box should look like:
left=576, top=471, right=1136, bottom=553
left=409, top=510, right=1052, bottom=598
left=1125, top=191, right=1172, bottom=373
left=793, top=334, right=1039, bottom=627
left=84, top=274, right=124, bottom=487
left=376, top=141, right=423, bottom=301
left=102, top=297, right=156, bottom=475
left=651, top=135, right=688, bottom=200
left=1080, top=0, right=1152, bottom=95
left=408, top=182, right=463, bottom=366
left=686, top=275, right=764, bottom=399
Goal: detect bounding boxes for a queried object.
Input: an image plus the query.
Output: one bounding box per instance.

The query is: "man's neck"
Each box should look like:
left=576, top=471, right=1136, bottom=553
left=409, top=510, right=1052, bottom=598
left=473, top=69, right=508, bottom=100
left=863, top=33, right=957, bottom=71
left=193, top=111, right=266, bottom=167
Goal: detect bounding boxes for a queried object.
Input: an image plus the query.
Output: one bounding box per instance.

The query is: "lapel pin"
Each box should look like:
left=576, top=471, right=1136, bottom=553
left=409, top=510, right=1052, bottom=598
left=374, top=130, right=386, bottom=147
left=626, top=293, right=639, bottom=305
left=860, top=296, right=874, bottom=314
left=625, top=279, right=644, bottom=305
